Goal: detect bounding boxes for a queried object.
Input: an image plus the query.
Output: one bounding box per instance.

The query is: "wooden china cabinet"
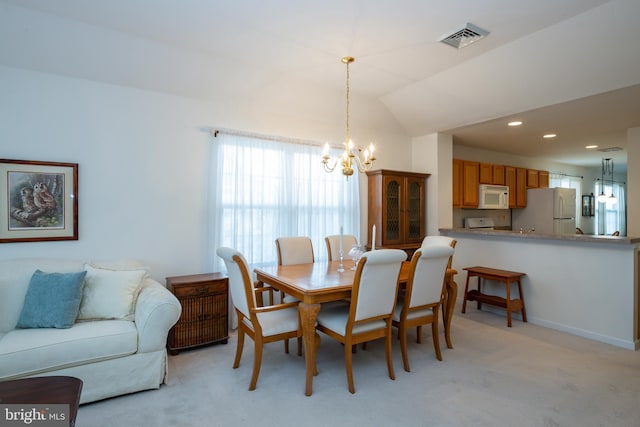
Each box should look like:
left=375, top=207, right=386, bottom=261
left=366, top=169, right=430, bottom=258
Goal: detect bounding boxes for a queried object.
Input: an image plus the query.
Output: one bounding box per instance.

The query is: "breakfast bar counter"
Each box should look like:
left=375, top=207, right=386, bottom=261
left=439, top=228, right=640, bottom=350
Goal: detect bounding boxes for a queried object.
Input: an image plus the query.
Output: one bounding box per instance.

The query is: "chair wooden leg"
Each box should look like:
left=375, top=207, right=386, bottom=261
left=249, top=337, right=263, bottom=391
left=399, top=323, right=410, bottom=372
left=297, top=337, right=303, bottom=356
left=432, top=308, right=443, bottom=361
left=233, top=325, right=245, bottom=369
left=344, top=341, right=355, bottom=394
left=416, top=325, right=423, bottom=344
left=385, top=324, right=396, bottom=381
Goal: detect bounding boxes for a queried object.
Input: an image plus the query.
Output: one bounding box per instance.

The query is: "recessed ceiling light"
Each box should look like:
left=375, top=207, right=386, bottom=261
left=543, top=134, right=556, bottom=139
left=585, top=145, right=598, bottom=149
left=507, top=121, right=522, bottom=127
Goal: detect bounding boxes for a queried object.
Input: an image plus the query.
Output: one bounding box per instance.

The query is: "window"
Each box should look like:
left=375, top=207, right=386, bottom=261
left=209, top=132, right=360, bottom=272
left=594, top=181, right=626, bottom=236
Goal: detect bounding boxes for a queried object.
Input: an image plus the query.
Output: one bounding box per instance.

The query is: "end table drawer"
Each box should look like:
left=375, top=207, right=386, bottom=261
left=173, top=281, right=226, bottom=297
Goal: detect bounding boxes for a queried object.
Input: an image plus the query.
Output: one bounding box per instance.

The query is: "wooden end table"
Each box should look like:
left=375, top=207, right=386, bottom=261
left=0, top=376, right=82, bottom=427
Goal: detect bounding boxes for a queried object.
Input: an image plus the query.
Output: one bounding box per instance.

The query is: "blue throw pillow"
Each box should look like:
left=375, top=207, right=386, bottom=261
left=16, top=269, right=88, bottom=329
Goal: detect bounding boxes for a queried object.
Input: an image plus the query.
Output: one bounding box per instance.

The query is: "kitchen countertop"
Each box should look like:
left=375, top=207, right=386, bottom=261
left=439, top=228, right=640, bottom=245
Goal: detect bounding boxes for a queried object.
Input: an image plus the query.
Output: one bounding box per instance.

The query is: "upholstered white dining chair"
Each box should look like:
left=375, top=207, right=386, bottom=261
left=275, top=236, right=314, bottom=352
left=392, top=245, right=454, bottom=372
left=325, top=234, right=358, bottom=261
left=421, top=235, right=457, bottom=270
left=276, top=236, right=315, bottom=265
left=217, top=247, right=302, bottom=391
left=315, top=249, right=406, bottom=394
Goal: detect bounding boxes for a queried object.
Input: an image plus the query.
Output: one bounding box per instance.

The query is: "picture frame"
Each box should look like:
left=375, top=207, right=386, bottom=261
left=582, top=193, right=594, bottom=217
left=0, top=159, right=78, bottom=243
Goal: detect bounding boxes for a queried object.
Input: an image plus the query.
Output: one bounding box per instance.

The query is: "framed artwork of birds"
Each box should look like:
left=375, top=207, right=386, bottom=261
left=0, top=159, right=78, bottom=243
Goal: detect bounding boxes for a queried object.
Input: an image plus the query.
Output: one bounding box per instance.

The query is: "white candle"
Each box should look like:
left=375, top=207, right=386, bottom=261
left=371, top=224, right=376, bottom=250
left=339, top=226, right=343, bottom=255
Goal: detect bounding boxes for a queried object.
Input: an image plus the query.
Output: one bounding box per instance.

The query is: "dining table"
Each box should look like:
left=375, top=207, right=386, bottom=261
left=254, top=259, right=458, bottom=396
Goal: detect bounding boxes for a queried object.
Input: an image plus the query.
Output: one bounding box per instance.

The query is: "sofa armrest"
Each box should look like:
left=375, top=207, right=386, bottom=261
left=134, top=278, right=182, bottom=353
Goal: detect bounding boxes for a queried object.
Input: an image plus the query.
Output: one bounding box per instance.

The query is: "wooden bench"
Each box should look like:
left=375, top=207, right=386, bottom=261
left=461, top=266, right=527, bottom=327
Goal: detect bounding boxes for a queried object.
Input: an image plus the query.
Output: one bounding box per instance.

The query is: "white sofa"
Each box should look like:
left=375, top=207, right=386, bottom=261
left=0, top=258, right=182, bottom=404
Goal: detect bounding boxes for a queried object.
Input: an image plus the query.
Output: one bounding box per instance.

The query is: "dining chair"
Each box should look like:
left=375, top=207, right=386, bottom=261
left=325, top=234, right=358, bottom=261
left=275, top=236, right=314, bottom=353
left=315, top=249, right=406, bottom=394
left=216, top=247, right=302, bottom=391
left=421, top=235, right=457, bottom=345
left=276, top=236, right=315, bottom=265
left=392, top=245, right=454, bottom=372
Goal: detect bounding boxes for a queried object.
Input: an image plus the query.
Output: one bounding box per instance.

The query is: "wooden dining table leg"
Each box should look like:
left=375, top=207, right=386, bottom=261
left=298, top=302, right=321, bottom=396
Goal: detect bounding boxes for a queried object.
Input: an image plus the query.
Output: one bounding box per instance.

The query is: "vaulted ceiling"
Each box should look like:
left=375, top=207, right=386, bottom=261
left=2, top=0, right=638, bottom=171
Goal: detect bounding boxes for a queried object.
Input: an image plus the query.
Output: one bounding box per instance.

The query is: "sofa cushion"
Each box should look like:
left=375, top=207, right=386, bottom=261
left=16, top=270, right=87, bottom=329
left=0, top=320, right=138, bottom=380
left=0, top=259, right=85, bottom=333
left=78, top=265, right=146, bottom=321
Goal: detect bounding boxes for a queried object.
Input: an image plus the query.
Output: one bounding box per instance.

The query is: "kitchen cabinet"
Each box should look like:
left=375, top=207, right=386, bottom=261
left=367, top=169, right=429, bottom=256
left=527, top=169, right=539, bottom=188
left=539, top=170, right=549, bottom=188
left=479, top=163, right=492, bottom=184
left=492, top=164, right=506, bottom=185
left=516, top=168, right=527, bottom=207
left=453, top=159, right=462, bottom=207
left=505, top=166, right=516, bottom=207
left=452, top=159, right=479, bottom=208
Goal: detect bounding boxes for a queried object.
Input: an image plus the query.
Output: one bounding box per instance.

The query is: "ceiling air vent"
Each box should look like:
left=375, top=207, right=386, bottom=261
left=597, top=147, right=624, bottom=153
left=439, top=23, right=489, bottom=49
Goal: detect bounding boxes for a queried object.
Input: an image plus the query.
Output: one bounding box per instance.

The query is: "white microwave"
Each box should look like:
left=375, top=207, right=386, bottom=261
left=478, top=184, right=509, bottom=209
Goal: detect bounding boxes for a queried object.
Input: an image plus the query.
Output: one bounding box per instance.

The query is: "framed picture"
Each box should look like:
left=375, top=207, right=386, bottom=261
left=582, top=193, right=594, bottom=217
left=0, top=159, right=78, bottom=243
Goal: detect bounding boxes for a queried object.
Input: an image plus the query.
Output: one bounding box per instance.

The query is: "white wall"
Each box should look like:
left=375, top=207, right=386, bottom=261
left=0, top=65, right=412, bottom=281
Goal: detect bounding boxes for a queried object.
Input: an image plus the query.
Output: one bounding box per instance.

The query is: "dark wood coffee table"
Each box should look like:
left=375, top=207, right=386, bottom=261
left=0, top=376, right=83, bottom=427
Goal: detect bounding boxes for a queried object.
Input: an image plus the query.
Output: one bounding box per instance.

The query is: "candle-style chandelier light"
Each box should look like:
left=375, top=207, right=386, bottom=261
left=322, top=56, right=376, bottom=177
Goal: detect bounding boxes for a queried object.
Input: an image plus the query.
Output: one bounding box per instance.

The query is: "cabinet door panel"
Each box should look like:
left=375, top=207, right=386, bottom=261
left=405, top=177, right=425, bottom=242
left=382, top=175, right=402, bottom=245
left=462, top=161, right=479, bottom=207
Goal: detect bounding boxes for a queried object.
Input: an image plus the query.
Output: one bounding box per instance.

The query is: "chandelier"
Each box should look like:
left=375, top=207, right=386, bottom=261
left=322, top=56, right=376, bottom=176
left=597, top=158, right=616, bottom=204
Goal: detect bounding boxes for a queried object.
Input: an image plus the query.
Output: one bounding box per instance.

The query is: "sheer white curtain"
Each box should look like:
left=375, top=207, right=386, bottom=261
left=208, top=132, right=360, bottom=274
left=549, top=174, right=582, bottom=228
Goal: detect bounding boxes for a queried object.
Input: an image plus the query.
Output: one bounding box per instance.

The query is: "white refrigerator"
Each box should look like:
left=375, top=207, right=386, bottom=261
left=512, top=188, right=576, bottom=234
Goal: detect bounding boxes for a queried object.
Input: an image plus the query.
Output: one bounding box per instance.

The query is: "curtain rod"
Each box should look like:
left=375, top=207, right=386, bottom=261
left=595, top=178, right=626, bottom=185
left=210, top=127, right=327, bottom=149
left=549, top=171, right=583, bottom=179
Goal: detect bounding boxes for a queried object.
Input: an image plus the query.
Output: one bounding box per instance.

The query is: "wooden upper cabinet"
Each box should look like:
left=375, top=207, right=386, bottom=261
left=538, top=170, right=549, bottom=188
left=462, top=161, right=479, bottom=207
left=505, top=166, right=516, bottom=207
left=452, top=159, right=462, bottom=207
left=527, top=169, right=539, bottom=188
left=367, top=170, right=429, bottom=249
left=516, top=167, right=527, bottom=207
left=479, top=163, right=492, bottom=184
left=492, top=164, right=506, bottom=185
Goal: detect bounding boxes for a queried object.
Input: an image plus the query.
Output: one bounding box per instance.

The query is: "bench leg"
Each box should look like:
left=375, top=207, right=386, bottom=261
left=518, top=279, right=527, bottom=322
left=461, top=274, right=471, bottom=314
left=505, top=279, right=512, bottom=327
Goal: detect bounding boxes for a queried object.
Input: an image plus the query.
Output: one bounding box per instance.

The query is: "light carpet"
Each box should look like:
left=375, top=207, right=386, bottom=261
left=77, top=308, right=640, bottom=427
